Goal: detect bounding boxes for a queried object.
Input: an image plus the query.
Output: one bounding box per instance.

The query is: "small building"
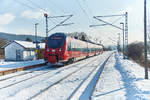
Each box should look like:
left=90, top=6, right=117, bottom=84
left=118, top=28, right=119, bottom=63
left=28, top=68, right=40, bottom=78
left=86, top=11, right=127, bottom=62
left=2, top=40, right=45, bottom=61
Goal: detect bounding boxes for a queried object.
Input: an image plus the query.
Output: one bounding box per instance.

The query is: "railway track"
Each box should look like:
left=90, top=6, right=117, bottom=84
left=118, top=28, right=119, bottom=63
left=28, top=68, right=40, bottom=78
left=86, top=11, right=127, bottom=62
left=29, top=57, right=100, bottom=99
left=0, top=54, right=101, bottom=100
left=31, top=53, right=113, bottom=100
left=0, top=52, right=113, bottom=100
left=66, top=53, right=112, bottom=100
left=0, top=66, right=49, bottom=81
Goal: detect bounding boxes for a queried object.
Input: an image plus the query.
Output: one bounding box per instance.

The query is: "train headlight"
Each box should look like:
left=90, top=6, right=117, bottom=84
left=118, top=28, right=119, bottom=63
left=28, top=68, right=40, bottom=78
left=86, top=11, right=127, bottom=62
left=47, top=48, right=49, bottom=52
left=52, top=49, right=55, bottom=52
left=59, top=48, right=61, bottom=52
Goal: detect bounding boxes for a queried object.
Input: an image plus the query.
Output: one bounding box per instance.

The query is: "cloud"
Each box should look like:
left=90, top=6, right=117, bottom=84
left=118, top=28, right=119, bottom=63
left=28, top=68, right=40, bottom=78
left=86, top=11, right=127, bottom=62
left=0, top=13, right=15, bottom=25
left=21, top=10, right=45, bottom=19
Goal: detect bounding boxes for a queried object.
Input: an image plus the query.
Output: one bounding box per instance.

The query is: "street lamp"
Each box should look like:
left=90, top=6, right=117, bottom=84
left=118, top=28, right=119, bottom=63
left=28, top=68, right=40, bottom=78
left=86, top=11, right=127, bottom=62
left=120, top=22, right=125, bottom=59
left=35, top=23, right=39, bottom=59
left=117, top=33, right=120, bottom=52
left=35, top=23, right=39, bottom=49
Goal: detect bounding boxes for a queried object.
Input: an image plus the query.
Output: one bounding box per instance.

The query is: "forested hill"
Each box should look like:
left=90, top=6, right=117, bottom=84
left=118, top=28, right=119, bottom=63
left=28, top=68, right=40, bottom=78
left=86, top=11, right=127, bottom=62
left=0, top=32, right=44, bottom=41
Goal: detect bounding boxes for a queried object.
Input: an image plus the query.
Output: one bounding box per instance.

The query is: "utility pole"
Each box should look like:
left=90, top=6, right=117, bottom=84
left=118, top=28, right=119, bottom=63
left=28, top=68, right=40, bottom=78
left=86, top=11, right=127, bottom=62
left=144, top=0, right=148, bottom=79
left=120, top=22, right=125, bottom=59
left=44, top=13, right=48, bottom=40
left=125, top=12, right=128, bottom=59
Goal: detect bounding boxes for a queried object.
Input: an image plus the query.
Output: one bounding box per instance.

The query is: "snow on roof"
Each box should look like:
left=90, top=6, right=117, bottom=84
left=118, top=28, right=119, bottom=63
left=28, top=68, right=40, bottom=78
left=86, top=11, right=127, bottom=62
left=38, top=43, right=45, bottom=49
left=15, top=40, right=45, bottom=49
left=3, top=40, right=45, bottom=49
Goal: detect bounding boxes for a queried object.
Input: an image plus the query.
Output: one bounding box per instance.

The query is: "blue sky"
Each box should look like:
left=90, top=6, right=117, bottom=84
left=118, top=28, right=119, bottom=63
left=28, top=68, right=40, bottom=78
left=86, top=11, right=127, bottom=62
left=0, top=0, right=148, bottom=46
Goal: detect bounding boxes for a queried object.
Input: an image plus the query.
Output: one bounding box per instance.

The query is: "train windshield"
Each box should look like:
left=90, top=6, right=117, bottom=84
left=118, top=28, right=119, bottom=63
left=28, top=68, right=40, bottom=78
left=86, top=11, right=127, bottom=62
left=47, top=33, right=66, bottom=48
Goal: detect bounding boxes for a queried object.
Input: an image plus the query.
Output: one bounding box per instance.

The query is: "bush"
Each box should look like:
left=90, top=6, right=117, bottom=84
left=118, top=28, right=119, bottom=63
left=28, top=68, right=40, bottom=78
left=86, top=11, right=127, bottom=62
left=37, top=49, right=44, bottom=59
left=127, top=42, right=144, bottom=65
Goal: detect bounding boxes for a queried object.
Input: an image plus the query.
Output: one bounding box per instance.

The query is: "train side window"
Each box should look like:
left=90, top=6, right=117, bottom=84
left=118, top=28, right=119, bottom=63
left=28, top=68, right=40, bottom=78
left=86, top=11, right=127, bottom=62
left=71, top=42, right=74, bottom=51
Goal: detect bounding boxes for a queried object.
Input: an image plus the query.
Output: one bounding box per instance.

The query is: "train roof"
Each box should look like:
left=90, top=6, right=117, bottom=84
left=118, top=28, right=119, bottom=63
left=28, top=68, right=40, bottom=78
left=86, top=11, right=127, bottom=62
left=49, top=32, right=102, bottom=47
left=49, top=32, right=66, bottom=38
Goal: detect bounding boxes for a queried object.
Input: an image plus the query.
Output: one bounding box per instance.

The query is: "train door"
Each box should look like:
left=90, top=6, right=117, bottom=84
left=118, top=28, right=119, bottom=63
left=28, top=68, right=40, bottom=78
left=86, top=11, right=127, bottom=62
left=86, top=42, right=89, bottom=57
left=67, top=42, right=72, bottom=57
left=70, top=42, right=73, bottom=58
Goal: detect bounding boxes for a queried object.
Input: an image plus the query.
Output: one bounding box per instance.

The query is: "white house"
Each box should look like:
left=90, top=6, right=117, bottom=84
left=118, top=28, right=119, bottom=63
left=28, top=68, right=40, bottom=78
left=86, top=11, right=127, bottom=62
left=2, top=40, right=45, bottom=61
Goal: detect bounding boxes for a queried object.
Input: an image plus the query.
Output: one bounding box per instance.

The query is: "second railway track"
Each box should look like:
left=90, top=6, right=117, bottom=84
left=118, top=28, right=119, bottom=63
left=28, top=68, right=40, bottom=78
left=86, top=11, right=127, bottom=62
left=0, top=57, right=91, bottom=90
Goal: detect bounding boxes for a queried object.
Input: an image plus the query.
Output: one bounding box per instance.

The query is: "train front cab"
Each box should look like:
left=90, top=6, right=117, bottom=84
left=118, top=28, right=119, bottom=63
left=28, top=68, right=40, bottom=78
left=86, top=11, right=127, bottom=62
left=44, top=33, right=67, bottom=64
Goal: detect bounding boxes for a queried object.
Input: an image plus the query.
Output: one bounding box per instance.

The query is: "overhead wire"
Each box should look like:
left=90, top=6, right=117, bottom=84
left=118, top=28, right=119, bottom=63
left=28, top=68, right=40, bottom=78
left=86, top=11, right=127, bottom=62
left=16, top=0, right=61, bottom=28
left=46, top=0, right=86, bottom=33
left=14, top=0, right=43, bottom=23
left=82, top=0, right=103, bottom=40
left=82, top=0, right=122, bottom=46
left=26, top=0, right=47, bottom=12
left=75, top=0, right=108, bottom=44
left=45, top=0, right=67, bottom=14
left=75, top=0, right=91, bottom=24
left=75, top=0, right=98, bottom=41
left=14, top=0, right=115, bottom=44
left=13, top=0, right=83, bottom=36
left=13, top=0, right=36, bottom=10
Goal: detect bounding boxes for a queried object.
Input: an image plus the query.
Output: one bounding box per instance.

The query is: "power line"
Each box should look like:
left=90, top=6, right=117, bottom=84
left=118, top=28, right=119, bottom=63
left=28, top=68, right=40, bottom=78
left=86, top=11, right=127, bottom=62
left=75, top=0, right=98, bottom=40
left=14, top=0, right=43, bottom=23
left=82, top=0, right=121, bottom=45
left=82, top=0, right=104, bottom=38
left=46, top=0, right=67, bottom=14
left=75, top=0, right=91, bottom=24
left=45, top=0, right=87, bottom=33
left=14, top=0, right=36, bottom=10
left=26, top=0, right=47, bottom=12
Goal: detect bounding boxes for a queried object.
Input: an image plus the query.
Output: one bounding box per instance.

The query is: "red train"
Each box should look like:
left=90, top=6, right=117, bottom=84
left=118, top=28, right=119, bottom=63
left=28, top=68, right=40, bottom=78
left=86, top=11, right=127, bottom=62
left=43, top=33, right=103, bottom=64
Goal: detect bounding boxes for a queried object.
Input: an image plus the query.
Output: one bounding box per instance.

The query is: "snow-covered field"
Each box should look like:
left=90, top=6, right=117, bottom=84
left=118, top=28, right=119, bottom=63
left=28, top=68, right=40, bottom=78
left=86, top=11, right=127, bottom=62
left=0, top=51, right=150, bottom=100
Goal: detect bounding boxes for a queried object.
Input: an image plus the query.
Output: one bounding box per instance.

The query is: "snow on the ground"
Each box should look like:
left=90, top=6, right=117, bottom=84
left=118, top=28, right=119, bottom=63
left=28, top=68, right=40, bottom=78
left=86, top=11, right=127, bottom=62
left=33, top=52, right=111, bottom=100
left=0, top=51, right=112, bottom=100
left=0, top=59, right=45, bottom=71
left=0, top=59, right=16, bottom=65
left=0, top=51, right=150, bottom=100
left=92, top=52, right=150, bottom=100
